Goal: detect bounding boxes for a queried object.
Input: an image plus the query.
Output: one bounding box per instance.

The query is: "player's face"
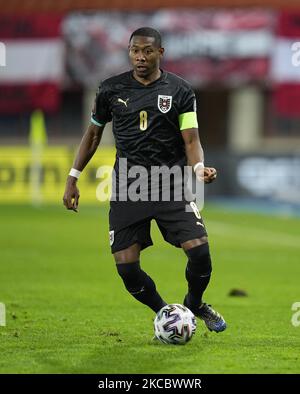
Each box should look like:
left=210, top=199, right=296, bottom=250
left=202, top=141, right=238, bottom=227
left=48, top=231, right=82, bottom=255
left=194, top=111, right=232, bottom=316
left=128, top=36, right=164, bottom=78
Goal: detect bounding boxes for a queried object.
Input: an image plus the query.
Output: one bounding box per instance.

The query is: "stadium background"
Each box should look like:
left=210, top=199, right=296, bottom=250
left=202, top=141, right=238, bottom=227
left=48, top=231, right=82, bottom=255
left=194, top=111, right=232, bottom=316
left=0, top=0, right=300, bottom=374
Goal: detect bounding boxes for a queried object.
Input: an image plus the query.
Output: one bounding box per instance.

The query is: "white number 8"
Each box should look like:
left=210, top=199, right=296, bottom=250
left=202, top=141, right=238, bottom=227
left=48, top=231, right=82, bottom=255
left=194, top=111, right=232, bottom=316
left=190, top=202, right=201, bottom=220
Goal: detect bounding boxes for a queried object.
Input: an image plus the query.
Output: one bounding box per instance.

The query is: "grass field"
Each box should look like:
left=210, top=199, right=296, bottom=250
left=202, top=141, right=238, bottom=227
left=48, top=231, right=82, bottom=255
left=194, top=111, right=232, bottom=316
left=0, top=203, right=300, bottom=374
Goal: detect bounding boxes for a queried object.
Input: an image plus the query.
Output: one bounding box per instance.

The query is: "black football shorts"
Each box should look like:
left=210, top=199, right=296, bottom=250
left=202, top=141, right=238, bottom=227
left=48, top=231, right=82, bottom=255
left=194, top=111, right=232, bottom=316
left=109, top=199, right=207, bottom=253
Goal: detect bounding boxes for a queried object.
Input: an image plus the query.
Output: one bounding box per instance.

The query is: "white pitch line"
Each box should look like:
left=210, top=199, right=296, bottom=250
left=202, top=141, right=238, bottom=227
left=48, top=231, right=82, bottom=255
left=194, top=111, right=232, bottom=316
left=206, top=220, right=300, bottom=249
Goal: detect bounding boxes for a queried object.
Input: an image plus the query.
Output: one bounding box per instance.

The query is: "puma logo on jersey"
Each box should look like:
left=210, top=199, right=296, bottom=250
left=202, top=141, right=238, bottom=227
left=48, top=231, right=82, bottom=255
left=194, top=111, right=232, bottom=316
left=117, top=98, right=129, bottom=107
left=196, top=221, right=204, bottom=227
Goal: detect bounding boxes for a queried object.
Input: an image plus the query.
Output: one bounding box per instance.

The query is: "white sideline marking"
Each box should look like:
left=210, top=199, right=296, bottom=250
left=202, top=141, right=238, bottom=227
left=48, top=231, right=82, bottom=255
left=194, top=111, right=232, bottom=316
left=0, top=303, right=5, bottom=326
left=207, top=220, right=300, bottom=249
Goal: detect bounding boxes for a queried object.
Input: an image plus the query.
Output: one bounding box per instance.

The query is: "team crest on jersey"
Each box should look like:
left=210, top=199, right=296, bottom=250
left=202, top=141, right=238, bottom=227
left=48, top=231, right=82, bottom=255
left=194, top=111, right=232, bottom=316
left=158, top=95, right=172, bottom=113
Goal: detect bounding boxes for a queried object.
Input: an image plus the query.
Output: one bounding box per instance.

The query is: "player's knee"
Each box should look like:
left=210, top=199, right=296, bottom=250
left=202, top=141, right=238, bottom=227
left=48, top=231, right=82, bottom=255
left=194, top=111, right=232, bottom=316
left=116, top=261, right=147, bottom=294
left=186, top=243, right=212, bottom=276
left=116, top=261, right=140, bottom=282
left=113, top=244, right=140, bottom=264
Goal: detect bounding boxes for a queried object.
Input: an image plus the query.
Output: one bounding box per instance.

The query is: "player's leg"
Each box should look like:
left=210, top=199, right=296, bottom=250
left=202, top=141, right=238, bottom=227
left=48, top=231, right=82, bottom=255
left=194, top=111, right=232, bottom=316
left=181, top=237, right=226, bottom=332
left=181, top=236, right=211, bottom=311
left=109, top=201, right=167, bottom=313
left=154, top=201, right=211, bottom=308
left=154, top=201, right=226, bottom=332
left=114, top=244, right=167, bottom=313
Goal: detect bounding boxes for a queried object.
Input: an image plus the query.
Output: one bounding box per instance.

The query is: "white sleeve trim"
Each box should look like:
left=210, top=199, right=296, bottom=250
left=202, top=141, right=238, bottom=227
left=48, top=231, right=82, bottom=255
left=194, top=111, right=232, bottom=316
left=91, top=117, right=105, bottom=127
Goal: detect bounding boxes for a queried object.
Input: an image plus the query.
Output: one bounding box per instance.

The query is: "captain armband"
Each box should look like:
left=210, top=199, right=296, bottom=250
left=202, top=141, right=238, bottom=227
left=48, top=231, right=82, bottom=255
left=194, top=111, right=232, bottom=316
left=178, top=112, right=198, bottom=131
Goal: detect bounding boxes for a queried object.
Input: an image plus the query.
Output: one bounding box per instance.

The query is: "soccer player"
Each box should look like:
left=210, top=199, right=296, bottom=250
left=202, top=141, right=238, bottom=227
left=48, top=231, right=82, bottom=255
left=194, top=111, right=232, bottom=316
left=63, top=27, right=226, bottom=333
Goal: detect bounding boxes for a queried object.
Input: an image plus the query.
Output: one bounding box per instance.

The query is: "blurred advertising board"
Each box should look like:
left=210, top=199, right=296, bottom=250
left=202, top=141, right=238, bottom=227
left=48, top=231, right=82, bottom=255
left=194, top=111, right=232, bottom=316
left=205, top=152, right=300, bottom=204
left=0, top=147, right=299, bottom=205
left=0, top=146, right=115, bottom=204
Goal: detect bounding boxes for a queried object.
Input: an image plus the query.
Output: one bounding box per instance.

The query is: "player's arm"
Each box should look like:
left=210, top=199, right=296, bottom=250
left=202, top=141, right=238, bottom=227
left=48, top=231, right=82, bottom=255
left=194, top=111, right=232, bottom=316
left=179, top=88, right=217, bottom=184
left=181, top=127, right=217, bottom=184
left=63, top=123, right=104, bottom=211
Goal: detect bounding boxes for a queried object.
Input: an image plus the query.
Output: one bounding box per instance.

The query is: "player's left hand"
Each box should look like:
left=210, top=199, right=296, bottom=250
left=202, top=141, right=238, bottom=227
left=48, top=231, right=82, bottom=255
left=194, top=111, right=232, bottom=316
left=204, top=167, right=217, bottom=184
left=194, top=166, right=217, bottom=184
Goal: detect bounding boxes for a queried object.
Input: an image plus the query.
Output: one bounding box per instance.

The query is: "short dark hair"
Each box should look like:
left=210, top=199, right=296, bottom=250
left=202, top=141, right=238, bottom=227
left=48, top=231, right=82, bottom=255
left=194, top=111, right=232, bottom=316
left=129, top=27, right=162, bottom=48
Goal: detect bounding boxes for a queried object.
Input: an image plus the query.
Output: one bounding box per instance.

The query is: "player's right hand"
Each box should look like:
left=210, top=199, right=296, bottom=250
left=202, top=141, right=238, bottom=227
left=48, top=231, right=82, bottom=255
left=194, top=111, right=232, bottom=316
left=63, top=176, right=80, bottom=212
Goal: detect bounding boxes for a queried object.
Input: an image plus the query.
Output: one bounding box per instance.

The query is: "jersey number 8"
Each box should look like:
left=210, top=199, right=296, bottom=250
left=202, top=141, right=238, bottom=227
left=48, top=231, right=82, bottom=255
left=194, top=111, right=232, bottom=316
left=140, top=111, right=148, bottom=131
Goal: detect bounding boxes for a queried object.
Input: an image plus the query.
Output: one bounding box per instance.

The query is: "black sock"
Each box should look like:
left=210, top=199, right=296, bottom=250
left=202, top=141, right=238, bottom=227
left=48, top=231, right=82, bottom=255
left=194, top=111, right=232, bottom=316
left=116, top=261, right=166, bottom=313
left=185, top=268, right=211, bottom=308
left=185, top=244, right=212, bottom=309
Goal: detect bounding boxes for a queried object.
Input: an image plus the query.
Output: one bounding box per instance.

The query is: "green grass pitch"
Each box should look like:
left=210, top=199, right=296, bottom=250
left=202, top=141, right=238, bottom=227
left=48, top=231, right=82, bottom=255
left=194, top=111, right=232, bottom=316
left=0, top=204, right=300, bottom=374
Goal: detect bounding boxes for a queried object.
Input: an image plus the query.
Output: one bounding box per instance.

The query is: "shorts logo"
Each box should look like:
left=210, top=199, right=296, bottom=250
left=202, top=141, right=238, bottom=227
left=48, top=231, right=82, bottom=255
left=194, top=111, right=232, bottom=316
left=109, top=230, right=114, bottom=246
left=158, top=95, right=172, bottom=113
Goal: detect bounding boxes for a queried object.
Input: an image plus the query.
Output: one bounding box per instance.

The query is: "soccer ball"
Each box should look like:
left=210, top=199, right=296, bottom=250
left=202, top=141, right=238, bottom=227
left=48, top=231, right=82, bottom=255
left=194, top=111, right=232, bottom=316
left=154, top=304, right=196, bottom=345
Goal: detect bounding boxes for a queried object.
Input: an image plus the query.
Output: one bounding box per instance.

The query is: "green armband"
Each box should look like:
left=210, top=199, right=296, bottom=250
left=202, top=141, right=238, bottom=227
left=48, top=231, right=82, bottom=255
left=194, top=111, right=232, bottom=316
left=178, top=112, right=198, bottom=130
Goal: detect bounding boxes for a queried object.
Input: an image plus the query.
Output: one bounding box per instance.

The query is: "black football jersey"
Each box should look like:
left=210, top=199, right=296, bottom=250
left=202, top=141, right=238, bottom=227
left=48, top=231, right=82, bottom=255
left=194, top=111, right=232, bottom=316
left=91, top=70, right=197, bottom=171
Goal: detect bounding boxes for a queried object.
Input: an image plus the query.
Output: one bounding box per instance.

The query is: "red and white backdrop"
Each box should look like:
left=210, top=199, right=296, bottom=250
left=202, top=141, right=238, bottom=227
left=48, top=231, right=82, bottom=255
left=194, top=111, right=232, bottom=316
left=0, top=14, right=64, bottom=114
left=271, top=11, right=300, bottom=118
left=62, top=9, right=276, bottom=87
left=1, top=9, right=300, bottom=118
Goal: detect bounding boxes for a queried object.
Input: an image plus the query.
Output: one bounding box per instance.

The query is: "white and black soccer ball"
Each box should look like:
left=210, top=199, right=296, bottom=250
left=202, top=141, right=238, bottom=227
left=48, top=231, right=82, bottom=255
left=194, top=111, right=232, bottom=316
left=154, top=304, right=197, bottom=345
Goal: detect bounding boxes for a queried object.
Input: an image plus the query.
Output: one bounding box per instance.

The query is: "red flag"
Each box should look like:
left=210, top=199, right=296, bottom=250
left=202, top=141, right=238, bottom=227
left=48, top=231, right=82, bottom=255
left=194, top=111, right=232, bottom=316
left=271, top=11, right=300, bottom=117
left=0, top=14, right=64, bottom=114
